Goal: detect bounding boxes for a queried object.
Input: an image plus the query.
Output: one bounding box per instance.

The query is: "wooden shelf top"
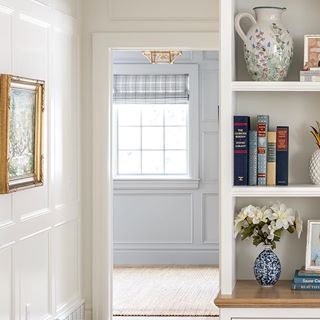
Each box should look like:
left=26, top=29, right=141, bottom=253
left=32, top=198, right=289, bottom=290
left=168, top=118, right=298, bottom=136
left=215, top=280, right=320, bottom=308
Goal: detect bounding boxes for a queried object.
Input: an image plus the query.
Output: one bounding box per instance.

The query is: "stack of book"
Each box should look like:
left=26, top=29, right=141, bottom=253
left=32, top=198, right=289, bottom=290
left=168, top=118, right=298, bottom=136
left=234, top=115, right=289, bottom=186
left=300, top=70, right=320, bottom=82
left=292, top=268, right=320, bottom=290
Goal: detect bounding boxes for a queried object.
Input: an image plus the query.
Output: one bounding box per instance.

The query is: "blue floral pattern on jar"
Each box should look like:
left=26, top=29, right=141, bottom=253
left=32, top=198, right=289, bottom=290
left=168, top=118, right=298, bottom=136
left=254, top=245, right=281, bottom=287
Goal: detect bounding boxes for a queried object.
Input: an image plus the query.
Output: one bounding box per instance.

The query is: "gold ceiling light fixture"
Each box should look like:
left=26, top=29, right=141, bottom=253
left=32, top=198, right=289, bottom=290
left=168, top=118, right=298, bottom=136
left=142, top=50, right=183, bottom=64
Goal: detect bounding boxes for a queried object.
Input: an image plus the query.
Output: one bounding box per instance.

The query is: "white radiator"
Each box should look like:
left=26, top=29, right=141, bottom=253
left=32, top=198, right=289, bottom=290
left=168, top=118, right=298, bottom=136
left=57, top=301, right=85, bottom=320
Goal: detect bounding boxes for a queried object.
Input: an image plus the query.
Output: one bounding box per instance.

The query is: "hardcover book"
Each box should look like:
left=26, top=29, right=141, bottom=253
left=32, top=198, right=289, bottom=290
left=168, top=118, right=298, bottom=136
left=297, top=268, right=320, bottom=278
left=267, top=131, right=276, bottom=186
left=234, top=116, right=250, bottom=185
left=276, top=126, right=289, bottom=185
left=293, top=271, right=320, bottom=284
left=291, top=283, right=320, bottom=290
left=249, top=130, right=258, bottom=186
left=257, top=115, right=269, bottom=185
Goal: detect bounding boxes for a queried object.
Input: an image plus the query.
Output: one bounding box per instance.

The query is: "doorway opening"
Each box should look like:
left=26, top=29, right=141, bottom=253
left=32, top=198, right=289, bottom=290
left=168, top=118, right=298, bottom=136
left=111, top=50, right=220, bottom=319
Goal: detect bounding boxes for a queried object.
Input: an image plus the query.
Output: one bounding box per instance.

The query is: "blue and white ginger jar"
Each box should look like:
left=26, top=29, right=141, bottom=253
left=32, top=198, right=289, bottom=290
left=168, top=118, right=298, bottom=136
left=254, top=245, right=281, bottom=287
left=235, top=6, right=293, bottom=81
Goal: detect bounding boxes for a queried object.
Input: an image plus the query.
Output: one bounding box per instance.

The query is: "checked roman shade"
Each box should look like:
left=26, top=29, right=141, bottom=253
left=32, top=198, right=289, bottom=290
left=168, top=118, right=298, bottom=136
left=113, top=74, right=189, bottom=104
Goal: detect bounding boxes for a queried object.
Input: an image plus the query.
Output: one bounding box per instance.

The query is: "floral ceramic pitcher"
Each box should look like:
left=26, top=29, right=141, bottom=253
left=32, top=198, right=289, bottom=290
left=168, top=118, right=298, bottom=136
left=235, top=6, right=293, bottom=81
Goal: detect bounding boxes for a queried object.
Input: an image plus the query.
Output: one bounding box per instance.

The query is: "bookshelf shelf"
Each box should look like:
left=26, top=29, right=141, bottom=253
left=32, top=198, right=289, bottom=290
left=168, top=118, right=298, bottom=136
left=232, top=81, right=320, bottom=92
left=215, top=280, right=320, bottom=308
left=232, top=185, right=320, bottom=197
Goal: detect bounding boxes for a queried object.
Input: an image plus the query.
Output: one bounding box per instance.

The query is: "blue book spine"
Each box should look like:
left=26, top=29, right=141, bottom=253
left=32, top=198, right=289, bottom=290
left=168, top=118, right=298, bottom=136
left=293, top=270, right=320, bottom=284
left=257, top=115, right=269, bottom=185
left=234, top=116, right=250, bottom=185
left=249, top=130, right=258, bottom=186
left=291, top=283, right=320, bottom=290
left=276, top=126, right=289, bottom=186
left=297, top=269, right=320, bottom=278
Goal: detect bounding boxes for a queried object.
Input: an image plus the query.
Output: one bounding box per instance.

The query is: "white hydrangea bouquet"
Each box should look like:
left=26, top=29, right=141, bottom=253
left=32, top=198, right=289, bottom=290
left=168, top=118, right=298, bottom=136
left=234, top=201, right=303, bottom=249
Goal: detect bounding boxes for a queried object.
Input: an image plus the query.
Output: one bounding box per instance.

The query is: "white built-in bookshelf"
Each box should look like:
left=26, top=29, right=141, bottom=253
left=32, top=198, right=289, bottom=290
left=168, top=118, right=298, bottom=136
left=217, top=0, right=320, bottom=318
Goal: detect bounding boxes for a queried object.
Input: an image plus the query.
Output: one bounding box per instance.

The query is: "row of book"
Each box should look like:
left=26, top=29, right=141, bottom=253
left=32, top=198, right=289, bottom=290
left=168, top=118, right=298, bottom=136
left=234, top=115, right=289, bottom=186
left=292, top=268, right=320, bottom=291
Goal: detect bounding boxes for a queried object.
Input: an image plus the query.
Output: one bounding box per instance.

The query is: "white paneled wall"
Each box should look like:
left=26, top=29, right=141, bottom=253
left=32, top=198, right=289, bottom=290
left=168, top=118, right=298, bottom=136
left=113, top=51, right=219, bottom=265
left=0, top=0, right=82, bottom=319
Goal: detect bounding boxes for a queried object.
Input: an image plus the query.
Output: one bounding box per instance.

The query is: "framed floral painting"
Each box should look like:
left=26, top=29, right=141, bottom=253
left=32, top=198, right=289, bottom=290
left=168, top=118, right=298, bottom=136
left=0, top=75, right=44, bottom=193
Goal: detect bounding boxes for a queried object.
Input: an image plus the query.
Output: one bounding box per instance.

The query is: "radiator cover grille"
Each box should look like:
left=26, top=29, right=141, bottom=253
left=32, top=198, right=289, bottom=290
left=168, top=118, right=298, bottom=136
left=58, top=302, right=85, bottom=320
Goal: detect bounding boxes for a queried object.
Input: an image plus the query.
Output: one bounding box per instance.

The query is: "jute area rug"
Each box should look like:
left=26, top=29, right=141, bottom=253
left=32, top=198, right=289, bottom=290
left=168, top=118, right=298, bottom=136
left=113, top=266, right=219, bottom=317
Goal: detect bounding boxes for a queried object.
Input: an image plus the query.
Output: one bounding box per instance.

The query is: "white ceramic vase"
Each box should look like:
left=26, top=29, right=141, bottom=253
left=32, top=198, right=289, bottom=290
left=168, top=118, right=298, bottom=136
left=235, top=6, right=293, bottom=81
left=310, top=149, right=320, bottom=185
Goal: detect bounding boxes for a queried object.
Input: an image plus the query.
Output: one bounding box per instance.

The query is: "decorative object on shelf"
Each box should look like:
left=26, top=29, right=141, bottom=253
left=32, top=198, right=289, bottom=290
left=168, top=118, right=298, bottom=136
left=254, top=244, right=281, bottom=287
left=0, top=74, right=45, bottom=193
left=305, top=220, right=320, bottom=271
left=235, top=6, right=293, bottom=81
left=309, top=122, right=320, bottom=185
left=142, top=51, right=182, bottom=64
left=300, top=70, right=320, bottom=82
left=235, top=202, right=303, bottom=286
left=304, top=35, right=320, bottom=69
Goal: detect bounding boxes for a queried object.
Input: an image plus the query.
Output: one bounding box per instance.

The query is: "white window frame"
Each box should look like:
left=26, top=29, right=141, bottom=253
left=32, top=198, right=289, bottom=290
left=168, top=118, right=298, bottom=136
left=112, top=63, right=199, bottom=189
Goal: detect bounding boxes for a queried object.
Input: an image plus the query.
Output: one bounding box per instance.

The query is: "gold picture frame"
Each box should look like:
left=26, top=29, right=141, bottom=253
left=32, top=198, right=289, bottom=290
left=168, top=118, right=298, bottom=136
left=0, top=74, right=44, bottom=193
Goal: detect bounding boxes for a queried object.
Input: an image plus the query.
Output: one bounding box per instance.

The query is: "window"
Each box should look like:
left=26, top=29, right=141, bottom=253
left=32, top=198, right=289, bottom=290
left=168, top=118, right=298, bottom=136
left=116, top=103, right=188, bottom=175
left=112, top=65, right=199, bottom=184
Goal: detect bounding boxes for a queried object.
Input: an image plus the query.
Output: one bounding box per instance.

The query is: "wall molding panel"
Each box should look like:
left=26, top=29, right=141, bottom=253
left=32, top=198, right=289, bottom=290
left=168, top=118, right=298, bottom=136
left=201, top=193, right=219, bottom=245
left=201, top=131, right=219, bottom=183
left=107, top=0, right=219, bottom=22
left=0, top=0, right=82, bottom=319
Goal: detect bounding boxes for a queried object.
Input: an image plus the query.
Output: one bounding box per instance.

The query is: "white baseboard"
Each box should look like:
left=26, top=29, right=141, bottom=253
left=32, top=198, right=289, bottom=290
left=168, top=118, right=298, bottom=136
left=113, top=249, right=219, bottom=265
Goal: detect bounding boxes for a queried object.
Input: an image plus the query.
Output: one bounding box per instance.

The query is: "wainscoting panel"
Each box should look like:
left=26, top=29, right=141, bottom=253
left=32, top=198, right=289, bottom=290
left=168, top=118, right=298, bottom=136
left=0, top=7, right=12, bottom=73
left=0, top=195, right=12, bottom=226
left=202, top=193, right=219, bottom=244
left=13, top=186, right=49, bottom=220
left=13, top=12, right=48, bottom=79
left=15, top=230, right=50, bottom=320
left=53, top=29, right=79, bottom=208
left=33, top=0, right=51, bottom=6
left=201, top=68, right=219, bottom=122
left=53, top=0, right=77, bottom=17
left=201, top=131, right=219, bottom=183
left=54, top=220, right=78, bottom=313
left=0, top=247, right=11, bottom=319
left=114, top=193, right=193, bottom=244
